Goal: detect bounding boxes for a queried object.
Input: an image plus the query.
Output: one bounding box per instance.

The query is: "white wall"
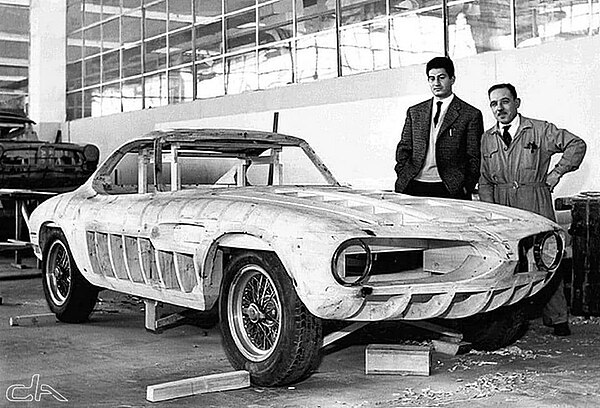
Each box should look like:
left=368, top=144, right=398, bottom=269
left=68, top=35, right=600, bottom=197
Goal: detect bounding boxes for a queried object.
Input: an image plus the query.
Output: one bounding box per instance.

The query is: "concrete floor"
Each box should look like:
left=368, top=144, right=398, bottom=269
left=2, top=254, right=600, bottom=408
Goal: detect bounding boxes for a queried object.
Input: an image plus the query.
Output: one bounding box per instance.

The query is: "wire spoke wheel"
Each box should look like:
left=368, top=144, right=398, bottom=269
left=46, top=240, right=72, bottom=307
left=227, top=264, right=282, bottom=362
left=42, top=231, right=98, bottom=323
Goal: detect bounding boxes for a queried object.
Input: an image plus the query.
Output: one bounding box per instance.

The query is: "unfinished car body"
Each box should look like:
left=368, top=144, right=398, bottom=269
left=28, top=129, right=564, bottom=386
left=0, top=109, right=99, bottom=192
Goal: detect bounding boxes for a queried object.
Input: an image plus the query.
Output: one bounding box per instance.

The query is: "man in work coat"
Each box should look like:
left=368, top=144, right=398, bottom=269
left=479, top=83, right=587, bottom=336
left=395, top=57, right=483, bottom=199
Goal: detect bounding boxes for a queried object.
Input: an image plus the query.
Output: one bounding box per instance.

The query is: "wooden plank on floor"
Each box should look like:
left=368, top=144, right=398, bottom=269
left=322, top=322, right=369, bottom=347
left=9, top=313, right=57, bottom=326
left=402, top=320, right=463, bottom=340
left=146, top=370, right=250, bottom=402
left=432, top=336, right=471, bottom=356
left=365, top=344, right=431, bottom=376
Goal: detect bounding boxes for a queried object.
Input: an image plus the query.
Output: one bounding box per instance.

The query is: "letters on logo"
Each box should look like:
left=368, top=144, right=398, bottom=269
left=6, top=374, right=68, bottom=402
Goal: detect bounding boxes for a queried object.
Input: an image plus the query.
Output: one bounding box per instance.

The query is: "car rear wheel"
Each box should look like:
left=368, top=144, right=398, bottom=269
left=219, top=251, right=322, bottom=386
left=42, top=231, right=98, bottom=323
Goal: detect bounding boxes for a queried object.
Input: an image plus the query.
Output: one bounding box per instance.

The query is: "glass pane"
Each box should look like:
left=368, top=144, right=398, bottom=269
left=456, top=1, right=513, bottom=53
left=296, top=33, right=337, bottom=82
left=122, top=77, right=143, bottom=112
left=84, top=0, right=102, bottom=26
left=144, top=72, right=168, bottom=108
left=341, top=0, right=386, bottom=25
left=296, top=0, right=336, bottom=35
left=66, top=92, right=83, bottom=120
left=145, top=0, right=167, bottom=38
left=168, top=0, right=193, bottom=31
left=103, top=50, right=120, bottom=82
left=67, top=1, right=84, bottom=33
left=258, top=41, right=293, bottom=89
left=168, top=66, right=193, bottom=104
left=122, top=12, right=142, bottom=45
left=102, top=0, right=120, bottom=20
left=122, top=44, right=142, bottom=77
left=196, top=58, right=224, bottom=98
left=195, top=0, right=221, bottom=19
left=67, top=31, right=83, bottom=62
left=84, top=25, right=102, bottom=57
left=226, top=10, right=257, bottom=52
left=67, top=61, right=83, bottom=91
left=195, top=18, right=223, bottom=58
left=447, top=3, right=482, bottom=58
left=258, top=0, right=293, bottom=45
left=123, top=0, right=141, bottom=9
left=517, top=0, right=594, bottom=48
left=101, top=83, right=121, bottom=115
left=2, top=41, right=28, bottom=60
left=226, top=0, right=255, bottom=14
left=84, top=56, right=101, bottom=86
left=145, top=36, right=167, bottom=72
left=0, top=5, right=28, bottom=35
left=225, top=51, right=257, bottom=95
left=390, top=0, right=444, bottom=68
left=83, top=86, right=101, bottom=118
left=169, top=28, right=193, bottom=67
left=340, top=20, right=388, bottom=75
left=102, top=18, right=120, bottom=52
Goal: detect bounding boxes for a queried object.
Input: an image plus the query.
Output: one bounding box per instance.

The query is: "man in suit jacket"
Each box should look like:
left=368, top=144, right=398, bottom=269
left=394, top=57, right=483, bottom=199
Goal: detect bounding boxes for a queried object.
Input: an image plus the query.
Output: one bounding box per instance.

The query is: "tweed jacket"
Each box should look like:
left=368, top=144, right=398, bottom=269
left=394, top=96, right=483, bottom=197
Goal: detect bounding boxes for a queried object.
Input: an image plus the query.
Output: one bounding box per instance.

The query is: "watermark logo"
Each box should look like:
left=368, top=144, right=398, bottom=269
left=6, top=374, right=68, bottom=403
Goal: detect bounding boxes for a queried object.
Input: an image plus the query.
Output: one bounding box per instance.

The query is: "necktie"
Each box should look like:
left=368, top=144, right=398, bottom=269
left=502, top=125, right=512, bottom=147
left=433, top=101, right=443, bottom=127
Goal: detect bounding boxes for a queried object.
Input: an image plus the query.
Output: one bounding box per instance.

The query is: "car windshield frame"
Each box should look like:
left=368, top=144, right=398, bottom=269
left=91, top=129, right=340, bottom=194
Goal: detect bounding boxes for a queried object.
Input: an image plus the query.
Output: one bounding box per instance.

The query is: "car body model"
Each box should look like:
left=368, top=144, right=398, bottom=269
left=0, top=109, right=99, bottom=192
left=29, top=129, right=564, bottom=386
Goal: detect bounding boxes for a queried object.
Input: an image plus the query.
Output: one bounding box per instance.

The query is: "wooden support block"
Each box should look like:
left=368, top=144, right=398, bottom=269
left=432, top=336, right=471, bottom=356
left=322, top=322, right=369, bottom=348
left=155, top=313, right=187, bottom=331
left=402, top=320, right=463, bottom=341
left=144, top=299, right=158, bottom=331
left=365, top=344, right=431, bottom=376
left=9, top=313, right=57, bottom=326
left=146, top=370, right=250, bottom=402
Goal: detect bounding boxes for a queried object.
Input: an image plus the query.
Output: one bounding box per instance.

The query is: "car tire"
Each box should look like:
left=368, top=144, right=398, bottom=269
left=219, top=251, right=322, bottom=386
left=42, top=231, right=98, bottom=323
left=456, top=303, right=528, bottom=351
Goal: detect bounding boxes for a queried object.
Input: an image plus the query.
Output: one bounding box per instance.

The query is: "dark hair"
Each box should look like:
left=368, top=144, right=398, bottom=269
left=488, top=83, right=518, bottom=99
left=426, top=57, right=455, bottom=78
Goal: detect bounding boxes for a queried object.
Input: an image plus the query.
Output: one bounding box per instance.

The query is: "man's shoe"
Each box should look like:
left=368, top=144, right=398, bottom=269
left=553, top=322, right=571, bottom=336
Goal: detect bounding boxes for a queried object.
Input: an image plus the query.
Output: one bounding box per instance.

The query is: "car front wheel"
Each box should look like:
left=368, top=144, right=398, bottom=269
left=219, top=251, right=322, bottom=386
left=42, top=231, right=98, bottom=323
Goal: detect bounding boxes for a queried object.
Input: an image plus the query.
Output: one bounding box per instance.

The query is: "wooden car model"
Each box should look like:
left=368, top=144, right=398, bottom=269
left=28, top=129, right=565, bottom=386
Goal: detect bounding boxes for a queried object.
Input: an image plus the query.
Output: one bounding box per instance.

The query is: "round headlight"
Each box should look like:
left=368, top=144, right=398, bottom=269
left=331, top=239, right=372, bottom=286
left=534, top=231, right=563, bottom=271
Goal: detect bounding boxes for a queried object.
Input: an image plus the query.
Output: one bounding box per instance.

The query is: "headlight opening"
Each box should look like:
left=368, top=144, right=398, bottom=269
left=331, top=238, right=372, bottom=286
left=533, top=231, right=563, bottom=271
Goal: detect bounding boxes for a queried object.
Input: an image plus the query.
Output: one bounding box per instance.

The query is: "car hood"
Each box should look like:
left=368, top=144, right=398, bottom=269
left=206, top=186, right=558, bottom=237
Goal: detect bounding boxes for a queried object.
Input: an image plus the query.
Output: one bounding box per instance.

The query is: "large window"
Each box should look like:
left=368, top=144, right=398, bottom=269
left=65, top=0, right=600, bottom=120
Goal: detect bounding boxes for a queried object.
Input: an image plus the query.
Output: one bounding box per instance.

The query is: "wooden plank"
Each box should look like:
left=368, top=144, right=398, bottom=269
left=9, top=313, right=57, bottom=326
left=144, top=299, right=158, bottom=331
left=322, top=322, right=369, bottom=347
left=146, top=370, right=250, bottom=402
left=365, top=344, right=431, bottom=376
left=402, top=320, right=463, bottom=341
left=432, top=336, right=471, bottom=356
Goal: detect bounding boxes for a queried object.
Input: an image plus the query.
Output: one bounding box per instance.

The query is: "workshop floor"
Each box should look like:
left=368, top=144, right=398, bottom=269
left=2, top=254, right=600, bottom=408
